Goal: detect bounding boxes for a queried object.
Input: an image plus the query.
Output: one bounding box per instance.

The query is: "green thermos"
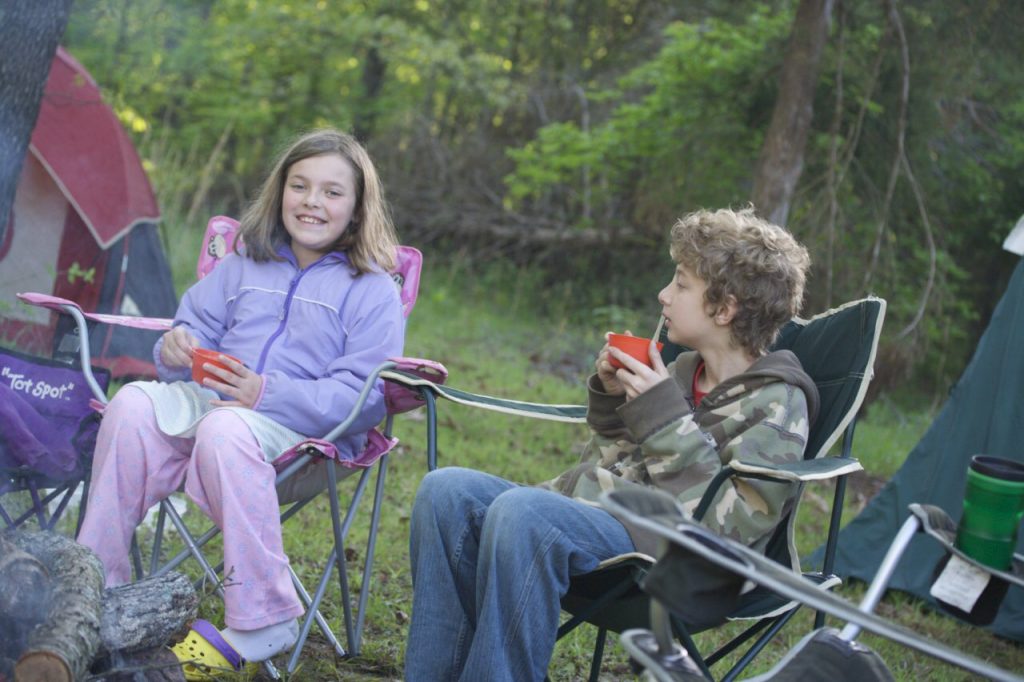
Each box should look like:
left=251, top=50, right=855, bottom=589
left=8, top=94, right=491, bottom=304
left=955, top=455, right=1024, bottom=570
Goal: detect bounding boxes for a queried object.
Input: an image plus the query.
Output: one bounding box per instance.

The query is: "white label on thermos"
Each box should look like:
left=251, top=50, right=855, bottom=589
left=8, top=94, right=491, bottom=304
left=929, top=554, right=990, bottom=611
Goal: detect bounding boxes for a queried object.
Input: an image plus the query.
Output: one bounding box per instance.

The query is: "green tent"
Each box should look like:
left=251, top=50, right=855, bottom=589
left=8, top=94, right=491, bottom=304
left=821, top=244, right=1024, bottom=641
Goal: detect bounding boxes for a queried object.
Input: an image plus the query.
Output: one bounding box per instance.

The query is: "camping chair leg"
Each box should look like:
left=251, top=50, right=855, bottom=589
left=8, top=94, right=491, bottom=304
left=703, top=616, right=773, bottom=668
left=130, top=534, right=146, bottom=580
left=161, top=498, right=225, bottom=593
left=817, top=420, right=857, bottom=629
left=353, top=453, right=389, bottom=651
left=422, top=388, right=438, bottom=471
left=589, top=627, right=608, bottom=682
left=43, top=484, right=74, bottom=531
left=839, top=514, right=920, bottom=642
left=154, top=522, right=221, bottom=576
left=8, top=486, right=51, bottom=529
left=818, top=475, right=849, bottom=630
left=27, top=480, right=47, bottom=528
left=150, top=502, right=168, bottom=575
left=721, top=610, right=799, bottom=682
left=290, top=460, right=375, bottom=668
left=326, top=462, right=373, bottom=655
left=287, top=558, right=348, bottom=671
left=673, top=621, right=713, bottom=680
left=75, top=470, right=91, bottom=536
left=650, top=601, right=712, bottom=680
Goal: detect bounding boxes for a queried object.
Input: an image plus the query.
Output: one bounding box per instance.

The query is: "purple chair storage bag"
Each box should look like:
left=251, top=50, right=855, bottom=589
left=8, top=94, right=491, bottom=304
left=0, top=346, right=111, bottom=481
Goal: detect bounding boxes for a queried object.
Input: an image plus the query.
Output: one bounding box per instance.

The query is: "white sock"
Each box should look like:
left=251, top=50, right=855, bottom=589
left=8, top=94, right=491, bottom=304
left=221, top=619, right=299, bottom=662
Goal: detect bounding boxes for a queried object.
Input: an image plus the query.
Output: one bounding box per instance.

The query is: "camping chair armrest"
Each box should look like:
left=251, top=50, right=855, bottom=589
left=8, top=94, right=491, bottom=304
left=15, top=292, right=172, bottom=403
left=274, top=359, right=408, bottom=483
left=693, top=457, right=862, bottom=522
left=729, top=456, right=863, bottom=482
left=377, top=366, right=586, bottom=471
left=17, top=292, right=174, bottom=331
left=378, top=367, right=584, bottom=422
left=318, top=360, right=404, bottom=443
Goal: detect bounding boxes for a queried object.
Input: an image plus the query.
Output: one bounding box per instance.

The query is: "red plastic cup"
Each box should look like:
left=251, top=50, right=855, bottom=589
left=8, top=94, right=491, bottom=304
left=191, top=348, right=242, bottom=385
left=607, top=333, right=664, bottom=369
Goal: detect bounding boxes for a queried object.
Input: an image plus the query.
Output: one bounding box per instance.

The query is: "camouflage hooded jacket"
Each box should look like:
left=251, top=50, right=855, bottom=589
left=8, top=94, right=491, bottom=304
left=539, top=350, right=820, bottom=558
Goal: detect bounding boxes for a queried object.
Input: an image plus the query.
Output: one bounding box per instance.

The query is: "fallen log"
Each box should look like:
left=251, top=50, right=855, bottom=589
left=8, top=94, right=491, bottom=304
left=99, top=572, right=198, bottom=655
left=7, top=531, right=103, bottom=682
left=1, top=531, right=198, bottom=681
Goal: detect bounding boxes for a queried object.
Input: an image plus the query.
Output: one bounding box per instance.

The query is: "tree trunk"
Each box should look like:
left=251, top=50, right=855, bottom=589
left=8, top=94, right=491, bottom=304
left=750, top=0, right=834, bottom=226
left=8, top=531, right=103, bottom=682
left=354, top=43, right=387, bottom=141
left=0, top=0, right=74, bottom=246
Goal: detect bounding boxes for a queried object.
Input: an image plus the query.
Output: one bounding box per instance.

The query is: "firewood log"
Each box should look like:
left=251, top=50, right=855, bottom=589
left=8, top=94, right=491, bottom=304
left=6, top=531, right=103, bottom=682
left=0, top=533, right=51, bottom=617
left=99, top=572, right=198, bottom=655
left=0, top=534, right=51, bottom=661
left=2, top=532, right=197, bottom=681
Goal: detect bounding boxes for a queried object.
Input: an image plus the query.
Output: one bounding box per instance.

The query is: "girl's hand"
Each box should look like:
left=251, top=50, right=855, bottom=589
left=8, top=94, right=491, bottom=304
left=596, top=332, right=627, bottom=395
left=205, top=355, right=263, bottom=409
left=160, top=326, right=197, bottom=369
left=609, top=337, right=670, bottom=401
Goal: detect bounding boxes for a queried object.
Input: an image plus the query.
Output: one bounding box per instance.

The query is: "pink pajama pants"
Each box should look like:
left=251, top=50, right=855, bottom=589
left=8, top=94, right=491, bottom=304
left=76, top=385, right=304, bottom=630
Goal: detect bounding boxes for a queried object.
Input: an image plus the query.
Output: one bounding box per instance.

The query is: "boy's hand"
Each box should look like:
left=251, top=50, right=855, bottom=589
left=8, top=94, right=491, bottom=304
left=608, top=337, right=669, bottom=400
left=205, top=355, right=263, bottom=409
left=596, top=332, right=627, bottom=395
left=160, top=326, right=197, bottom=369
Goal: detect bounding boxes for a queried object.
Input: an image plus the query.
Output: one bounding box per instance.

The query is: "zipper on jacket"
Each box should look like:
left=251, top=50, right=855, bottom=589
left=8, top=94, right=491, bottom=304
left=254, top=266, right=306, bottom=374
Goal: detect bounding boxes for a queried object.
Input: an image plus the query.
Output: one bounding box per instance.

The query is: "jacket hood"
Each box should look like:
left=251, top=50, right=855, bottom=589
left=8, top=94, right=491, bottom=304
left=672, top=350, right=820, bottom=425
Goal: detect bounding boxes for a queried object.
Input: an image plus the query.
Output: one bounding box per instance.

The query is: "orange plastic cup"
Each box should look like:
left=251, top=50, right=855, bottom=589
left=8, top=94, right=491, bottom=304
left=607, top=333, right=664, bottom=369
left=191, top=348, right=242, bottom=385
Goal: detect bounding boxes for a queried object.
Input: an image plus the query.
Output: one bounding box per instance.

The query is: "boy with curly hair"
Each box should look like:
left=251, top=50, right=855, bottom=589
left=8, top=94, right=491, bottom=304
left=405, top=207, right=818, bottom=681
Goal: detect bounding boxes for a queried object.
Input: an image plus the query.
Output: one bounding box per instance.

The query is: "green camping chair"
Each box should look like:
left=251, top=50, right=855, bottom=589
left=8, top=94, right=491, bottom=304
left=380, top=296, right=886, bottom=680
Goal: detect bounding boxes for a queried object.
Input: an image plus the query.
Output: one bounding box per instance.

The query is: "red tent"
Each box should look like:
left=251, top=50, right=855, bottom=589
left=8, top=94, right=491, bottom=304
left=0, top=46, right=177, bottom=378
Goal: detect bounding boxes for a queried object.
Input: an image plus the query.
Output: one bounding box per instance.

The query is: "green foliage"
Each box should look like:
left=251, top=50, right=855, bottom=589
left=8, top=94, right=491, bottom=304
left=504, top=7, right=792, bottom=233
left=61, top=0, right=1024, bottom=405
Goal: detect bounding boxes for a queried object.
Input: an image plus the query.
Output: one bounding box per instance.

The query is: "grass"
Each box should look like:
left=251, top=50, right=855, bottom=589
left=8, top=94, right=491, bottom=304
left=139, top=256, right=1022, bottom=680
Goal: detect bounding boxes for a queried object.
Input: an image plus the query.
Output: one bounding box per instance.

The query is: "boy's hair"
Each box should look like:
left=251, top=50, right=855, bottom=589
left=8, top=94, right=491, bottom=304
left=669, top=207, right=810, bottom=356
left=237, top=128, right=398, bottom=273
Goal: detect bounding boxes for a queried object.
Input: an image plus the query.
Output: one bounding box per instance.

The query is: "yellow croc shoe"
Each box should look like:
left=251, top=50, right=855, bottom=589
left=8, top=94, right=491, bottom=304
left=171, top=619, right=252, bottom=680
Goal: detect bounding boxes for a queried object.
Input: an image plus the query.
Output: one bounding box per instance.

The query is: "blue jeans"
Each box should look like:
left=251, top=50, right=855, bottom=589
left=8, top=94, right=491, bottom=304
left=404, top=467, right=636, bottom=682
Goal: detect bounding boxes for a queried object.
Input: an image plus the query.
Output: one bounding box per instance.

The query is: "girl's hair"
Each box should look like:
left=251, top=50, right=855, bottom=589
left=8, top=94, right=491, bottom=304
left=237, top=128, right=398, bottom=273
left=669, top=206, right=810, bottom=356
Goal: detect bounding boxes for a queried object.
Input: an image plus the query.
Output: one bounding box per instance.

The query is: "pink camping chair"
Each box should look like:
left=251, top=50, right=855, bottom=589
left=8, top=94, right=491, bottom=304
left=17, top=215, right=446, bottom=673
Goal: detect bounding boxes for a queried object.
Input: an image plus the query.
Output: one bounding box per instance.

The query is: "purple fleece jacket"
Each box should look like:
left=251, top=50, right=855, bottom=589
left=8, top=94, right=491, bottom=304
left=153, top=244, right=404, bottom=456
